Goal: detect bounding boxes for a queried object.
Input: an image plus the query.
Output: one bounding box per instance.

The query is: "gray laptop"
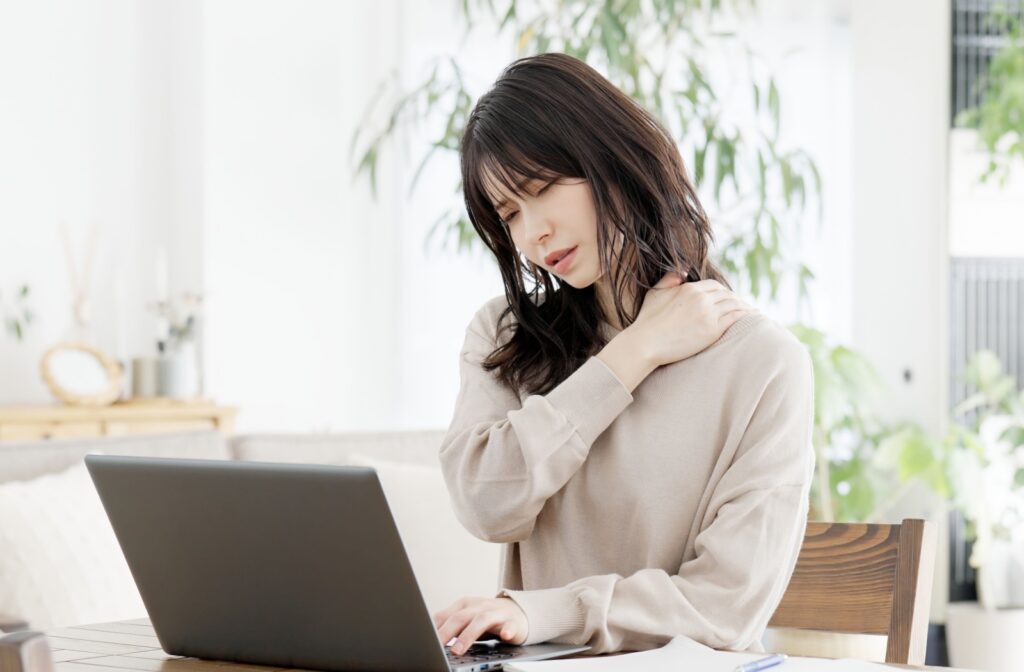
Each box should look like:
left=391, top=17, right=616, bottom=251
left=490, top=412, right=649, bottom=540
left=85, top=455, right=589, bottom=672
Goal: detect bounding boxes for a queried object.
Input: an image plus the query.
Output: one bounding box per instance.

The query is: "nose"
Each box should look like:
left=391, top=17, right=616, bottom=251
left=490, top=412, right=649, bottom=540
left=522, top=208, right=553, bottom=246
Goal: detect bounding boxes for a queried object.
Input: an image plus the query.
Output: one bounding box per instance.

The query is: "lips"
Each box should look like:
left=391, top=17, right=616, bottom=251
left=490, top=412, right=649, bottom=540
left=544, top=246, right=577, bottom=267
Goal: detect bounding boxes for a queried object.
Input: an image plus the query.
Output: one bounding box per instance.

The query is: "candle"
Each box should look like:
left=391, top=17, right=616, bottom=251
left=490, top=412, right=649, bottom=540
left=155, top=248, right=168, bottom=303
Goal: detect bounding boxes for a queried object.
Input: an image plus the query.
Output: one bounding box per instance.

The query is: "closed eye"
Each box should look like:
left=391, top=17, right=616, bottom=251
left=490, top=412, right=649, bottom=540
left=499, top=181, right=554, bottom=225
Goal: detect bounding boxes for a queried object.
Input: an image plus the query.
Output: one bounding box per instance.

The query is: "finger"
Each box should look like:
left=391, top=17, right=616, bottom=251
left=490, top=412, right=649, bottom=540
left=437, top=611, right=473, bottom=648
left=718, top=307, right=754, bottom=329
left=711, top=298, right=748, bottom=314
left=433, top=597, right=467, bottom=629
left=705, top=287, right=736, bottom=301
left=690, top=278, right=725, bottom=292
left=653, top=272, right=683, bottom=289
left=452, top=613, right=502, bottom=655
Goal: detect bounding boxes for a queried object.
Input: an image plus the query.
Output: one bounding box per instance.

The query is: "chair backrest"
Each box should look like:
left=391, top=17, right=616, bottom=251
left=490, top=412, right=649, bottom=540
left=769, top=518, right=936, bottom=665
left=0, top=631, right=54, bottom=672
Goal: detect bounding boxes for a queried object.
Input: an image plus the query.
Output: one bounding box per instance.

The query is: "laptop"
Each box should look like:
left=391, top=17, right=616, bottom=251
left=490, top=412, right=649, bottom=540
left=85, top=455, right=589, bottom=672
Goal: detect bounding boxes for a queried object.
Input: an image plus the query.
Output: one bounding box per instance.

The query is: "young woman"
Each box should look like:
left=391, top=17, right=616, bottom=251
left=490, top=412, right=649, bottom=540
left=432, top=53, right=815, bottom=657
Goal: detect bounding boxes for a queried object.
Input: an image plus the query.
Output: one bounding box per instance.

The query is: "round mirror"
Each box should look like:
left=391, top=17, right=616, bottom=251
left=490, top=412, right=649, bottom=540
left=40, top=341, right=123, bottom=406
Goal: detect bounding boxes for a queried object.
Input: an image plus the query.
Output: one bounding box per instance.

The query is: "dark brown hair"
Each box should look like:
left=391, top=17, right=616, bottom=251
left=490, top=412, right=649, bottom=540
left=460, top=52, right=730, bottom=397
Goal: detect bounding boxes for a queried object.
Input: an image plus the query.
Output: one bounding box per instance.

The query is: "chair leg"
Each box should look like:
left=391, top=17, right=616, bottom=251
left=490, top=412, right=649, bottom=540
left=0, top=631, right=55, bottom=672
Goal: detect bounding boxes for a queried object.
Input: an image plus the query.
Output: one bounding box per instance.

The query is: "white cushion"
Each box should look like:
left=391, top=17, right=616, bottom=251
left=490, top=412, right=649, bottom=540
left=0, top=457, right=145, bottom=629
left=231, top=431, right=445, bottom=469
left=347, top=453, right=501, bottom=616
left=0, top=430, right=231, bottom=485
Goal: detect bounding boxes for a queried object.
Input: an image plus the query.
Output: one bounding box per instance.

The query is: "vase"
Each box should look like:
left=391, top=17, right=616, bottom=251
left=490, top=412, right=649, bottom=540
left=947, top=602, right=1024, bottom=671
left=157, top=341, right=200, bottom=399
left=976, top=536, right=1024, bottom=609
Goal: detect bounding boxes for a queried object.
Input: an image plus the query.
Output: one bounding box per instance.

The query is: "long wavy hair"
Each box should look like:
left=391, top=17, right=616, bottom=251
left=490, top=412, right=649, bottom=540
left=460, top=52, right=730, bottom=397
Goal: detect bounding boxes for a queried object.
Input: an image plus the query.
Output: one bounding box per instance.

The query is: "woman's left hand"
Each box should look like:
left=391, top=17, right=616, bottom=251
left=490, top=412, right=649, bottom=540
left=433, top=596, right=529, bottom=655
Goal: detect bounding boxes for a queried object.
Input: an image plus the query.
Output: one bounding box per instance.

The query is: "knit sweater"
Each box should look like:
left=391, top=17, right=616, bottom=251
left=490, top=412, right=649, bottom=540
left=438, top=294, right=816, bottom=655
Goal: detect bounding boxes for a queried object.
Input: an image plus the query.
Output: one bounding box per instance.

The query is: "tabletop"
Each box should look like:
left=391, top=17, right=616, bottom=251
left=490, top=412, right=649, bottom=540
left=40, top=619, right=975, bottom=671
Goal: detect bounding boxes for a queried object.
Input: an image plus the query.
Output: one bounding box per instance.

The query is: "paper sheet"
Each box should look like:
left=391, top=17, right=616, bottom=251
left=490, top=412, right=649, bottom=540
left=506, top=636, right=901, bottom=671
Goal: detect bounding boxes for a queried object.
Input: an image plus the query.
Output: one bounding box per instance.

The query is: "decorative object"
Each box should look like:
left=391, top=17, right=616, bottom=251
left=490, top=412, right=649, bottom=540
left=1, top=284, right=33, bottom=342
left=39, top=341, right=122, bottom=407
left=130, top=357, right=161, bottom=399
left=157, top=340, right=200, bottom=399
left=148, top=291, right=204, bottom=399
left=39, top=220, right=123, bottom=406
left=58, top=220, right=99, bottom=338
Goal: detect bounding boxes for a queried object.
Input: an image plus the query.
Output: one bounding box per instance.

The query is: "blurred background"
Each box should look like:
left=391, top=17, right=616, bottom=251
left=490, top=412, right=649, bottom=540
left=1, top=0, right=1023, bottom=668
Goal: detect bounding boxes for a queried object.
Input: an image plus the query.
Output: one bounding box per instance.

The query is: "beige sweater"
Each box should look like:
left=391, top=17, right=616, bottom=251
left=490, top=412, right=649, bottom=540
left=439, top=295, right=815, bottom=655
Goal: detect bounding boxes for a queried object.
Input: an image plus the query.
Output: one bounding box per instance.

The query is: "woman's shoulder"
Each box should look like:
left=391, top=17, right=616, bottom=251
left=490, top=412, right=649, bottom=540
left=464, top=294, right=518, bottom=349
left=468, top=292, right=552, bottom=342
left=708, top=311, right=813, bottom=382
left=474, top=293, right=512, bottom=321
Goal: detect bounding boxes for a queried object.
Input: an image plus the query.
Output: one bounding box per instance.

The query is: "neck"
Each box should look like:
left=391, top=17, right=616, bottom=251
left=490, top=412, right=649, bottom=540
left=594, top=276, right=636, bottom=331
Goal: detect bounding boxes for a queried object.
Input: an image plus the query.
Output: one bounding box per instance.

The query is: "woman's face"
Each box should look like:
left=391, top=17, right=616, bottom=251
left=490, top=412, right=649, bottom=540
left=483, top=171, right=604, bottom=288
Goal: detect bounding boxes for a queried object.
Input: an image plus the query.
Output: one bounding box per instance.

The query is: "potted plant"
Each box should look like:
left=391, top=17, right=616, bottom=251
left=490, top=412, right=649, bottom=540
left=946, top=351, right=1024, bottom=608
left=148, top=292, right=204, bottom=399
left=883, top=350, right=1024, bottom=671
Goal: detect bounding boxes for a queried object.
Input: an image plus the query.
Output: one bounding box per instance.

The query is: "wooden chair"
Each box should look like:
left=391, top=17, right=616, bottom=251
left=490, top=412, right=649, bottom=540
left=769, top=518, right=937, bottom=666
left=0, top=631, right=55, bottom=672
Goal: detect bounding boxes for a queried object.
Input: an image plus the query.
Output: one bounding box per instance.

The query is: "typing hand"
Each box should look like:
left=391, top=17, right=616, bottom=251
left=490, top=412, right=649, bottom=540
left=432, top=596, right=528, bottom=655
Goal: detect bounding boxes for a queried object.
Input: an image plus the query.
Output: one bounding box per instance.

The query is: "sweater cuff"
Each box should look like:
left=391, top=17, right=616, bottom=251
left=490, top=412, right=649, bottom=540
left=545, top=356, right=634, bottom=446
left=499, top=586, right=585, bottom=645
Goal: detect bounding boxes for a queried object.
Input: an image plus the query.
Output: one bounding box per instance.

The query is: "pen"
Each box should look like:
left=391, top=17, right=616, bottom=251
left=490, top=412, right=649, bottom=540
left=733, top=652, right=788, bottom=672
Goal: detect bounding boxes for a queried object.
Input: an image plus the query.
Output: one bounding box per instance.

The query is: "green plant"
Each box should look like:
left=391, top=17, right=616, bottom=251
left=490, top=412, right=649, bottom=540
left=1, top=284, right=33, bottom=341
left=896, top=352, right=1024, bottom=565
left=351, top=0, right=821, bottom=304
left=956, top=9, right=1024, bottom=186
left=789, top=323, right=938, bottom=522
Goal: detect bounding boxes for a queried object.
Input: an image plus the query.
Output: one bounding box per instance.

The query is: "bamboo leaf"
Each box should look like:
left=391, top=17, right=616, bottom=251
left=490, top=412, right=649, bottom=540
left=768, top=78, right=780, bottom=139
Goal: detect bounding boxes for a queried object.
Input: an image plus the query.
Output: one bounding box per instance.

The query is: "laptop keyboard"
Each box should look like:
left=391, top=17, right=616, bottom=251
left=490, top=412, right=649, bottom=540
left=446, top=642, right=518, bottom=667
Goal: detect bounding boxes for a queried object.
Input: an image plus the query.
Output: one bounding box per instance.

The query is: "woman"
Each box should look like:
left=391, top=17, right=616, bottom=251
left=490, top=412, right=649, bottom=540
left=433, top=53, right=815, bottom=657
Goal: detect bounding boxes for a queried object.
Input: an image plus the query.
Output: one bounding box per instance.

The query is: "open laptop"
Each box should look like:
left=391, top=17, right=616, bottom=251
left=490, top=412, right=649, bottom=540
left=85, top=455, right=589, bottom=672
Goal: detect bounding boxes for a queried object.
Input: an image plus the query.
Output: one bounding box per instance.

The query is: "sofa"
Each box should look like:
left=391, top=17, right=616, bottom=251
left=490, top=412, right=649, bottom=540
left=0, top=429, right=501, bottom=632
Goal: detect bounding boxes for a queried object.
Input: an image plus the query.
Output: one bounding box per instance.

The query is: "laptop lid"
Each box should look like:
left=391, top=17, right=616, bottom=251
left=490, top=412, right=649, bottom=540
left=85, top=455, right=451, bottom=672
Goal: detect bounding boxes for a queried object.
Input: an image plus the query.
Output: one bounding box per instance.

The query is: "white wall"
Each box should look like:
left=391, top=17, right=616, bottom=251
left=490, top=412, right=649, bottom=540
left=850, top=0, right=952, bottom=622
left=201, top=0, right=402, bottom=431
left=0, top=0, right=204, bottom=403
left=850, top=0, right=951, bottom=432
left=198, top=0, right=509, bottom=432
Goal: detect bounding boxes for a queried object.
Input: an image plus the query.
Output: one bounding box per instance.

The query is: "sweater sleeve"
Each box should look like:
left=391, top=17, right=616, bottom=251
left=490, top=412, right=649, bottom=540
left=499, top=346, right=816, bottom=653
left=439, top=304, right=634, bottom=543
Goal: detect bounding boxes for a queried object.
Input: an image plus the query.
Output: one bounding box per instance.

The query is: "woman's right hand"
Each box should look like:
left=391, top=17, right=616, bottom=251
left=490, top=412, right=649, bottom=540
left=627, top=273, right=755, bottom=368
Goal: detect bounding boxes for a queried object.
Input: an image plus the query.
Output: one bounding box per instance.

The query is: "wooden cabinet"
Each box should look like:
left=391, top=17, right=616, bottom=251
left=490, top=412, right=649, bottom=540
left=0, top=400, right=237, bottom=442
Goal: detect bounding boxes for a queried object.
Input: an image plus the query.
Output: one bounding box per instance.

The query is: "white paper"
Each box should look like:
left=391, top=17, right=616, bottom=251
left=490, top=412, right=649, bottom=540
left=506, top=636, right=902, bottom=672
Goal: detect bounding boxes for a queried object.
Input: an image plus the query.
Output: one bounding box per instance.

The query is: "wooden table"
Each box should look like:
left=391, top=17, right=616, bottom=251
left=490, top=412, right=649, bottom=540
left=0, top=400, right=237, bottom=442
left=39, top=619, right=978, bottom=671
